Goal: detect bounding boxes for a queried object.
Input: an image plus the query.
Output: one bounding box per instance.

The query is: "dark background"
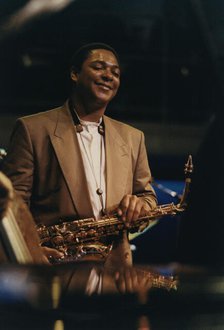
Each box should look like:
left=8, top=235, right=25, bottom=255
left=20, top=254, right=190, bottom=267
left=1, top=0, right=223, bottom=180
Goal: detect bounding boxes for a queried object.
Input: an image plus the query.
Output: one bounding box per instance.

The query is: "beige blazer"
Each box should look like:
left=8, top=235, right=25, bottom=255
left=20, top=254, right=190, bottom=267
left=2, top=101, right=157, bottom=226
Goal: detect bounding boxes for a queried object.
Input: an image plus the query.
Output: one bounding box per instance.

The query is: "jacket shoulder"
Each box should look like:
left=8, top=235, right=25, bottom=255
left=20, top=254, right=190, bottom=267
left=104, top=116, right=143, bottom=137
left=18, top=105, right=63, bottom=125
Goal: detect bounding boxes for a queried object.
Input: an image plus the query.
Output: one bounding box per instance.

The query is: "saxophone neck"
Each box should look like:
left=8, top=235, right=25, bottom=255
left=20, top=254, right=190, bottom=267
left=178, top=155, right=193, bottom=209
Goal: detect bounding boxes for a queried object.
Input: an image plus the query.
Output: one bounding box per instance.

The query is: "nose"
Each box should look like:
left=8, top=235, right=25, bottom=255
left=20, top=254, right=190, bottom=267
left=102, top=68, right=113, bottom=81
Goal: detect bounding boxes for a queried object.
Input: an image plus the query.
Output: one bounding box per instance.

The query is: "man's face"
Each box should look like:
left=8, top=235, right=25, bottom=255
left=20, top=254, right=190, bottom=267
left=71, top=49, right=120, bottom=105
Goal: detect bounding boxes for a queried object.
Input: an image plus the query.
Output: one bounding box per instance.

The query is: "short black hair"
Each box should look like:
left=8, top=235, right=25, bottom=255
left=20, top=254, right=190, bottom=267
left=70, top=42, right=120, bottom=73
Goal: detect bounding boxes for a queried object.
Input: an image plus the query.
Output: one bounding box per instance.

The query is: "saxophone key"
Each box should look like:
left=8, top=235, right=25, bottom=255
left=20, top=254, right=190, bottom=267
left=51, top=234, right=64, bottom=247
left=63, top=231, right=75, bottom=243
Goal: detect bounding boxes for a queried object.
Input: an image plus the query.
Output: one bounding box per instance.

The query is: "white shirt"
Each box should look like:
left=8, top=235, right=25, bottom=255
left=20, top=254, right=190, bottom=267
left=76, top=118, right=106, bottom=219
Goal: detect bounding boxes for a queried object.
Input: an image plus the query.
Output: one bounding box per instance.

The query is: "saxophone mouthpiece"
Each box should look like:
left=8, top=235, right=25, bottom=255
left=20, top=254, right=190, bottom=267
left=184, top=155, right=193, bottom=176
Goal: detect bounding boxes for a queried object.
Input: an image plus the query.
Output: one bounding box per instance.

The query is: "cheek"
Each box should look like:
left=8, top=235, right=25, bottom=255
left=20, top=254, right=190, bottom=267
left=114, top=80, right=120, bottom=92
left=77, top=75, right=94, bottom=88
left=116, top=78, right=120, bottom=87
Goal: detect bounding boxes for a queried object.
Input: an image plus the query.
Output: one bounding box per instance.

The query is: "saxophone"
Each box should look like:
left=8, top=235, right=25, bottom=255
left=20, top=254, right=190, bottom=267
left=37, top=156, right=193, bottom=262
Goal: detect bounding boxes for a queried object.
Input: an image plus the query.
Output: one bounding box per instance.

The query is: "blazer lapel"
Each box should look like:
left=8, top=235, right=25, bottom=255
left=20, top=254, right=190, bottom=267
left=103, top=116, right=130, bottom=210
left=50, top=104, right=93, bottom=218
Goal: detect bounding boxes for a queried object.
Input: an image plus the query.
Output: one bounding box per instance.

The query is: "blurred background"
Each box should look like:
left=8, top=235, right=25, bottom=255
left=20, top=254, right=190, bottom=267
left=0, top=0, right=223, bottom=263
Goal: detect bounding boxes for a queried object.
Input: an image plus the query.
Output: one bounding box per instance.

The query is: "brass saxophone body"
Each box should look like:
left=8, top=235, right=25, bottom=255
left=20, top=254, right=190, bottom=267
left=37, top=156, right=193, bottom=262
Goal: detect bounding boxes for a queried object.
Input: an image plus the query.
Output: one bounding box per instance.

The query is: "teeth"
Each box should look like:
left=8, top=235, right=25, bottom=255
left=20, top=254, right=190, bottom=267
left=101, top=85, right=110, bottom=90
left=96, top=83, right=111, bottom=90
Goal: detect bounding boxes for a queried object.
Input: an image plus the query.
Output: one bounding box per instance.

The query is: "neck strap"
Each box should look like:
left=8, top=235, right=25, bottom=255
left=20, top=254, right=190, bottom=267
left=68, top=98, right=105, bottom=135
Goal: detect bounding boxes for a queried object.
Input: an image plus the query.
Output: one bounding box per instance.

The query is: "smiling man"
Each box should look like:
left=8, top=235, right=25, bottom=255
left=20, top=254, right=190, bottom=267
left=2, top=43, right=157, bottom=264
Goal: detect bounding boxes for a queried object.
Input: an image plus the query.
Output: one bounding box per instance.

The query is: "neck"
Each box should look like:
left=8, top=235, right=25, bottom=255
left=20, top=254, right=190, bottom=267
left=72, top=94, right=107, bottom=122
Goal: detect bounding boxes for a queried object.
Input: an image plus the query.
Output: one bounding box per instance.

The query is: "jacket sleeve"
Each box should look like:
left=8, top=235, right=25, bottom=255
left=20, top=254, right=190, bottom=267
left=132, top=131, right=157, bottom=210
left=2, top=119, right=34, bottom=206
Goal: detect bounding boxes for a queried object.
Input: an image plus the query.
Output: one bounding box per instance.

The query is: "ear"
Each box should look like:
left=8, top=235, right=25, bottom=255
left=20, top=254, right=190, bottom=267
left=70, top=70, right=79, bottom=82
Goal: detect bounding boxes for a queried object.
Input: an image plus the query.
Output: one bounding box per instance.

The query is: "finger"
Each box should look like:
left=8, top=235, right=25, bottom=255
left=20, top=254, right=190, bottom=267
left=117, top=208, right=122, bottom=216
left=123, top=268, right=133, bottom=293
left=131, top=201, right=151, bottom=223
left=42, top=246, right=64, bottom=259
left=139, top=202, right=151, bottom=217
left=137, top=272, right=153, bottom=291
left=125, top=196, right=137, bottom=222
left=127, top=199, right=143, bottom=222
left=117, top=195, right=130, bottom=222
left=145, top=277, right=153, bottom=290
left=42, top=255, right=51, bottom=265
left=128, top=268, right=139, bottom=292
left=140, top=275, right=153, bottom=291
left=115, top=271, right=126, bottom=294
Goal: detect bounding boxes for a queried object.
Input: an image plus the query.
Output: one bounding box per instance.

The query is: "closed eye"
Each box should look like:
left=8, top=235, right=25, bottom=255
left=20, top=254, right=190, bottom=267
left=91, top=63, right=104, bottom=70
left=112, top=69, right=120, bottom=78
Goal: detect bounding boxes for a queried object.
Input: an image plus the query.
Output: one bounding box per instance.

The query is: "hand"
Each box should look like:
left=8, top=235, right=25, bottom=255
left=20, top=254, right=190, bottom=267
left=114, top=267, right=152, bottom=294
left=117, top=194, right=150, bottom=226
left=41, top=246, right=64, bottom=263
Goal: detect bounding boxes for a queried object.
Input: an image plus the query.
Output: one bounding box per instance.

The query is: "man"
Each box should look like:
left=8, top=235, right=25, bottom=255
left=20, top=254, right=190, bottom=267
left=2, top=43, right=157, bottom=264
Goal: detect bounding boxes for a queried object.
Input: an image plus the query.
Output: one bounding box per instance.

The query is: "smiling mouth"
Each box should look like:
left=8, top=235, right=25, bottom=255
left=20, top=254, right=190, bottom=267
left=95, top=82, right=112, bottom=90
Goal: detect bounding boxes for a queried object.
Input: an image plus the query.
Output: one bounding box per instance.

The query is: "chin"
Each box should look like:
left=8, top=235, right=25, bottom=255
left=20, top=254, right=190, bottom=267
left=95, top=93, right=114, bottom=104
